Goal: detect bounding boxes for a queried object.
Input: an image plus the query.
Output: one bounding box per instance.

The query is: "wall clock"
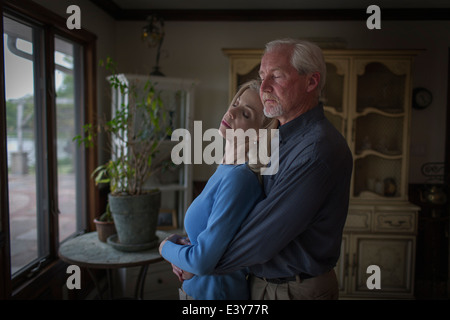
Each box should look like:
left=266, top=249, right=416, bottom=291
left=412, top=87, right=432, bottom=110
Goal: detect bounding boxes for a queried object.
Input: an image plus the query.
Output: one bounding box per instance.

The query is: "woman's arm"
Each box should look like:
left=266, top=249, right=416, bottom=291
left=160, top=167, right=262, bottom=275
left=159, top=234, right=193, bottom=281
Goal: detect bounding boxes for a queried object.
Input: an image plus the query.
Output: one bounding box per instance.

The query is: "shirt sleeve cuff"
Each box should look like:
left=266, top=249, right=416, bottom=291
left=161, top=239, right=181, bottom=263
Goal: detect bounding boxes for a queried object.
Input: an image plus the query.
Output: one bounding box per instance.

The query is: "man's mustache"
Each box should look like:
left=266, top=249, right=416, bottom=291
left=262, top=93, right=279, bottom=104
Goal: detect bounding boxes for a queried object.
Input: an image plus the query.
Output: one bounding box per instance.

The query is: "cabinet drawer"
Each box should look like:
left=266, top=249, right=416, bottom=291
left=345, top=209, right=371, bottom=231
left=374, top=212, right=416, bottom=233
left=121, top=262, right=181, bottom=300
left=143, top=261, right=181, bottom=299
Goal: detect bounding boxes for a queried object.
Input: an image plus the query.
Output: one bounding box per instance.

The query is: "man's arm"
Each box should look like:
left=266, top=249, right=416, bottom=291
left=215, top=158, right=334, bottom=273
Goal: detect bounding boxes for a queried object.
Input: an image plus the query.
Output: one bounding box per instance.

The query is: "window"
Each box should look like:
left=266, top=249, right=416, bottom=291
left=4, top=14, right=87, bottom=276
left=4, top=15, right=48, bottom=276
left=0, top=1, right=98, bottom=297
left=54, top=36, right=85, bottom=243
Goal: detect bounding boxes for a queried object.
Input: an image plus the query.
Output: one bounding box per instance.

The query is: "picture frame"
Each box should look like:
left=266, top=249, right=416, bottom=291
left=157, top=208, right=177, bottom=230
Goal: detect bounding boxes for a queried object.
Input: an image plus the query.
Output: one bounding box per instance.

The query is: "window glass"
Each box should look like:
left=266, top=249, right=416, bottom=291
left=4, top=16, right=45, bottom=275
left=3, top=16, right=85, bottom=278
left=55, top=36, right=84, bottom=241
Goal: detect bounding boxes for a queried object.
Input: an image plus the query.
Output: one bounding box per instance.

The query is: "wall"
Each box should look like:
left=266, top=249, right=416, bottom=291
left=30, top=1, right=450, bottom=183
left=114, top=19, right=449, bottom=183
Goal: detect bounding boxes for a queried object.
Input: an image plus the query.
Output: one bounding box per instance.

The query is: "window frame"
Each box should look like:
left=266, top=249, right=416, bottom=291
left=0, top=0, right=99, bottom=298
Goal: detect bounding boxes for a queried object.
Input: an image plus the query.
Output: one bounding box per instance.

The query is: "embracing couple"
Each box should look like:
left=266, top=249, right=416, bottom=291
left=159, top=38, right=353, bottom=300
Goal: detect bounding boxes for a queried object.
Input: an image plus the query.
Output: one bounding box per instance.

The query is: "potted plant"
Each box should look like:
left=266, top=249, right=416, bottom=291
left=93, top=203, right=116, bottom=243
left=74, top=57, right=172, bottom=251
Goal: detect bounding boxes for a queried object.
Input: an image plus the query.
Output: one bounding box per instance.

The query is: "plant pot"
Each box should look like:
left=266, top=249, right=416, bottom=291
left=93, top=218, right=116, bottom=243
left=108, top=191, right=161, bottom=251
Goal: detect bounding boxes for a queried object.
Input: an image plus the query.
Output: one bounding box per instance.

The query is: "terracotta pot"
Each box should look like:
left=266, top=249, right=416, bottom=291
left=94, top=218, right=116, bottom=242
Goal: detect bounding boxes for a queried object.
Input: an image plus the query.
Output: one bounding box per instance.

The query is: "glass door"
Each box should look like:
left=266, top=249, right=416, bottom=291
left=322, top=59, right=349, bottom=137
left=352, top=60, right=409, bottom=200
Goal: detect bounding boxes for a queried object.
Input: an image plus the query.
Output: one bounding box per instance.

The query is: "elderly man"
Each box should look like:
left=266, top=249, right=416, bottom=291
left=214, top=38, right=353, bottom=300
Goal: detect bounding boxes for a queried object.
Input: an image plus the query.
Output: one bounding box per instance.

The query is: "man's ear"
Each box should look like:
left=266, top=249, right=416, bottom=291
left=306, top=72, right=320, bottom=93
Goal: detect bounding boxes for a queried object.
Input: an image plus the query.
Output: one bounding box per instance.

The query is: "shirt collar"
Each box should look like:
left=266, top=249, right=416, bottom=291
left=278, top=103, right=325, bottom=143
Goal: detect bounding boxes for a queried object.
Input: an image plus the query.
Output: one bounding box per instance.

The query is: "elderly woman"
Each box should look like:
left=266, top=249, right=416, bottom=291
left=159, top=80, right=278, bottom=300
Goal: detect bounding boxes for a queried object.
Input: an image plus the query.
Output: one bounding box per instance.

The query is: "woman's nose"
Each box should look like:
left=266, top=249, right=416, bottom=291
left=227, top=109, right=236, bottom=119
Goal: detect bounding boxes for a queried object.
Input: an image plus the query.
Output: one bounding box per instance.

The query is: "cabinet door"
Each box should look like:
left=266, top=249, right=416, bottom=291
left=322, top=58, right=350, bottom=137
left=350, top=234, right=415, bottom=297
left=350, top=59, right=412, bottom=201
left=228, top=57, right=261, bottom=100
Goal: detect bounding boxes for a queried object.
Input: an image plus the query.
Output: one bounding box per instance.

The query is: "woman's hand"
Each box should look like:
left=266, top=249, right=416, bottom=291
left=159, top=234, right=194, bottom=282
left=159, top=234, right=188, bottom=255
left=171, top=264, right=194, bottom=282
left=172, top=264, right=184, bottom=282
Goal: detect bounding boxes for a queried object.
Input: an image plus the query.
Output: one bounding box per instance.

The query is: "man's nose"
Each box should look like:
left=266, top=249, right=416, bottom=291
left=260, top=78, right=272, bottom=92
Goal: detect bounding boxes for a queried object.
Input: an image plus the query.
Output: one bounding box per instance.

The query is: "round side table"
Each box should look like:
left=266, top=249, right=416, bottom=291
left=59, top=231, right=169, bottom=299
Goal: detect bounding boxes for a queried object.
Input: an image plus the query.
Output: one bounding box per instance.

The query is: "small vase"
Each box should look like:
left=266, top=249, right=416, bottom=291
left=94, top=218, right=116, bottom=243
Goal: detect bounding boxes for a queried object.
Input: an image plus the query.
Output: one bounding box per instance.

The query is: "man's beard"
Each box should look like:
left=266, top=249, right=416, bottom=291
left=264, top=104, right=283, bottom=118
left=263, top=99, right=284, bottom=118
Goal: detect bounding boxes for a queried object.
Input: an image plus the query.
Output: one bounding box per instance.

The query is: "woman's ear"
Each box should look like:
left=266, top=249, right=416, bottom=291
left=306, top=72, right=320, bottom=93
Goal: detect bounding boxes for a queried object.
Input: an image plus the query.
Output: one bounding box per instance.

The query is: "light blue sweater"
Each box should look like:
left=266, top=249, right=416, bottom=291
left=161, top=164, right=263, bottom=300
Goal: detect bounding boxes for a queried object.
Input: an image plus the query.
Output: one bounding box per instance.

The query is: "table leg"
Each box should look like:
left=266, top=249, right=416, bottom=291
left=86, top=268, right=104, bottom=300
left=106, top=269, right=114, bottom=299
left=134, top=265, right=149, bottom=300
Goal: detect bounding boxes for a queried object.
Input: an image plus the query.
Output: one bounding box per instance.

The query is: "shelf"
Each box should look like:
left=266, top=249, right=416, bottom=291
left=353, top=156, right=403, bottom=199
left=355, top=107, right=405, bottom=118
left=324, top=106, right=344, bottom=117
left=354, top=113, right=403, bottom=156
left=357, top=190, right=399, bottom=199
left=151, top=184, right=188, bottom=192
left=354, top=149, right=402, bottom=160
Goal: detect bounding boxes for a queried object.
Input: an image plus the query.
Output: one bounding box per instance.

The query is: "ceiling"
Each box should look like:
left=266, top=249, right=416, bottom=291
left=105, top=0, right=450, bottom=10
left=89, top=0, right=450, bottom=21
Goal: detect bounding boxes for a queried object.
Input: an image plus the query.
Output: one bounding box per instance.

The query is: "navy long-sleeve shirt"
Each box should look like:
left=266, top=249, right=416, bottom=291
left=215, top=104, right=353, bottom=278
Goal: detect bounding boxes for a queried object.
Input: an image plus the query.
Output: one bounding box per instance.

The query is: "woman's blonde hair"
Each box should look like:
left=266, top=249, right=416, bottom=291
left=232, top=80, right=279, bottom=176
